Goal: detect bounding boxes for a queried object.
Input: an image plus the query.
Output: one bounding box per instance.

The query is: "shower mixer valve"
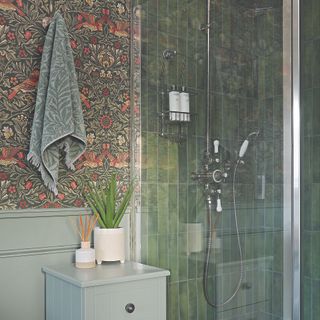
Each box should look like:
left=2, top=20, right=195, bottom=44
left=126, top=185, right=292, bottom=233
left=192, top=139, right=231, bottom=212
left=192, top=132, right=259, bottom=213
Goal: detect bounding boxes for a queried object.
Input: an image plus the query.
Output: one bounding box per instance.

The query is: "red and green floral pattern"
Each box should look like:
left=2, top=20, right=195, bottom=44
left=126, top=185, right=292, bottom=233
left=0, top=0, right=130, bottom=210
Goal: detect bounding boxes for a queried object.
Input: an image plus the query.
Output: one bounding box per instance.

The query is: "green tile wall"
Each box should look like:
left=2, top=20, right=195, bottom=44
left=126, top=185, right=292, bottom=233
left=134, top=0, right=285, bottom=319
left=302, top=0, right=320, bottom=319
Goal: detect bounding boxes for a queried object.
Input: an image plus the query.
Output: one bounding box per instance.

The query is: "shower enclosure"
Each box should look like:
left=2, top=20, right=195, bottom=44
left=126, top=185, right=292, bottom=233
left=130, top=0, right=311, bottom=319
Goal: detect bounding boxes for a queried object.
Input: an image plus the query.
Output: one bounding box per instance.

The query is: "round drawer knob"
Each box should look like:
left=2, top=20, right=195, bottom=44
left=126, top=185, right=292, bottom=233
left=125, top=303, right=135, bottom=313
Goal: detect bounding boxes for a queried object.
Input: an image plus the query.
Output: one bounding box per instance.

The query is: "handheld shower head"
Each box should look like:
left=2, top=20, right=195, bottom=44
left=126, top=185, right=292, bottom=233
left=238, top=131, right=259, bottom=158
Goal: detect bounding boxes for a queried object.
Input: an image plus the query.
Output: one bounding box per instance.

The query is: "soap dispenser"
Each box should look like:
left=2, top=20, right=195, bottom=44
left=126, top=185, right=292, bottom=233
left=169, top=85, right=180, bottom=121
left=180, top=86, right=190, bottom=121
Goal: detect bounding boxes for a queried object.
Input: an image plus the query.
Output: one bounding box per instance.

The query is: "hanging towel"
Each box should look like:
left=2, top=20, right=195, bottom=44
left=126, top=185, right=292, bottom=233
left=27, top=12, right=86, bottom=195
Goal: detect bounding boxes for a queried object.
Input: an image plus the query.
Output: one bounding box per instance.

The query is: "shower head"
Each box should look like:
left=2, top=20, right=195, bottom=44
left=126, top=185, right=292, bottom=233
left=238, top=131, right=260, bottom=158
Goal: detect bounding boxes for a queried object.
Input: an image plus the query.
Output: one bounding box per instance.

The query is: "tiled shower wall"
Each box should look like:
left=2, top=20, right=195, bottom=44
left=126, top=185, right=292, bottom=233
left=210, top=2, right=284, bottom=319
left=138, top=0, right=209, bottom=318
left=135, top=0, right=284, bottom=319
left=302, top=0, right=320, bottom=319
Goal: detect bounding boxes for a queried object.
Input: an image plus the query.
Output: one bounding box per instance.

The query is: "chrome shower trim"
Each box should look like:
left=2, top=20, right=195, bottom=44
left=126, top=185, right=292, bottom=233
left=162, top=49, right=177, bottom=60
left=205, top=0, right=211, bottom=154
left=292, top=0, right=301, bottom=319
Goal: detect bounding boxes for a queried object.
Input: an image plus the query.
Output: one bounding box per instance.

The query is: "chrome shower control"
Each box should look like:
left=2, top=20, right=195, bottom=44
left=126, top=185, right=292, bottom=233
left=212, top=169, right=223, bottom=183
left=213, top=139, right=219, bottom=153
left=162, top=49, right=177, bottom=60
left=216, top=196, right=222, bottom=212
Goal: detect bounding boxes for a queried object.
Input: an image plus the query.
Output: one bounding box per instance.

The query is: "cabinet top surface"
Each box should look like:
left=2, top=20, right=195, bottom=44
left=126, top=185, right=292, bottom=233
left=42, top=261, right=170, bottom=288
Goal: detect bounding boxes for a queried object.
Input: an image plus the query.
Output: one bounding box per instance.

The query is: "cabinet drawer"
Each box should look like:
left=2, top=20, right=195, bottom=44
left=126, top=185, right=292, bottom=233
left=93, top=277, right=166, bottom=320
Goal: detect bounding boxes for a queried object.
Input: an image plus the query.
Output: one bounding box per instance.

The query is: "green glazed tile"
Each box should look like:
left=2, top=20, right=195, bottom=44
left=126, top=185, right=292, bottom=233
left=271, top=272, right=283, bottom=317
left=168, top=184, right=178, bottom=234
left=312, top=280, right=320, bottom=320
left=188, top=253, right=197, bottom=280
left=301, top=41, right=313, bottom=90
left=179, top=254, right=188, bottom=282
left=141, top=235, right=148, bottom=264
left=312, top=90, right=320, bottom=136
left=147, top=234, right=159, bottom=266
left=313, top=0, right=320, bottom=39
left=147, top=183, right=158, bottom=211
left=168, top=282, right=179, bottom=320
left=158, top=234, right=169, bottom=269
left=168, top=234, right=179, bottom=282
left=313, top=49, right=320, bottom=93
left=303, top=277, right=312, bottom=320
left=179, top=183, right=188, bottom=226
left=273, top=232, right=283, bottom=273
left=197, top=278, right=207, bottom=320
left=188, top=279, right=198, bottom=320
left=179, top=143, right=188, bottom=184
left=311, top=184, right=320, bottom=229
left=302, top=231, right=312, bottom=277
left=302, top=1, right=313, bottom=41
left=158, top=137, right=169, bottom=182
left=148, top=210, right=158, bottom=235
left=179, top=281, right=189, bottom=320
left=168, top=141, right=179, bottom=183
left=146, top=133, right=158, bottom=181
left=311, top=231, right=320, bottom=278
left=264, top=57, right=274, bottom=99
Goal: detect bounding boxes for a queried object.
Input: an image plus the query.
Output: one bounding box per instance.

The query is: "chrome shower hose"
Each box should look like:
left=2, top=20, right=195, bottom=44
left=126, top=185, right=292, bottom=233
left=203, top=159, right=244, bottom=308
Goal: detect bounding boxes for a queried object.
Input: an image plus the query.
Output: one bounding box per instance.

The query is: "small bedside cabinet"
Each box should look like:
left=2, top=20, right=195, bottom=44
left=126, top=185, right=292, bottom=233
left=43, top=262, right=170, bottom=320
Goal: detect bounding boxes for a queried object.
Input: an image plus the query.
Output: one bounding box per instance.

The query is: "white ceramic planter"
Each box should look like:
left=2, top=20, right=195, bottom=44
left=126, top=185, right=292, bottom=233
left=94, top=227, right=125, bottom=264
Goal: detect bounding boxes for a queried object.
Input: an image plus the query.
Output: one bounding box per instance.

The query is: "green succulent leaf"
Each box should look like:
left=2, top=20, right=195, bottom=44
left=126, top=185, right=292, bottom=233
left=114, top=181, right=134, bottom=228
left=84, top=175, right=135, bottom=229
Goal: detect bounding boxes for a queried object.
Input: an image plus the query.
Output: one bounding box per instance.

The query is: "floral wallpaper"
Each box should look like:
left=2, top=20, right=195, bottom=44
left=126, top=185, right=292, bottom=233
left=0, top=0, right=132, bottom=210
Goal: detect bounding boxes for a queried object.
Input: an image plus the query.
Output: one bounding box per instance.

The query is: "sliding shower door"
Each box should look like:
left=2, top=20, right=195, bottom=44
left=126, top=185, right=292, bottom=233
left=132, top=0, right=293, bottom=319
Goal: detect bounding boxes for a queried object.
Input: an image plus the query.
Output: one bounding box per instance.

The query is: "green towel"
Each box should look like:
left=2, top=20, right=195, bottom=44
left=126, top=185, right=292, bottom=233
left=28, top=12, right=86, bottom=195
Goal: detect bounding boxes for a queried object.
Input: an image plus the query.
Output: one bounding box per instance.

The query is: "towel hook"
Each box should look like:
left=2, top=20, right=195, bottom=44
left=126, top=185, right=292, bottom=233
left=42, top=0, right=54, bottom=28
left=49, top=0, right=53, bottom=15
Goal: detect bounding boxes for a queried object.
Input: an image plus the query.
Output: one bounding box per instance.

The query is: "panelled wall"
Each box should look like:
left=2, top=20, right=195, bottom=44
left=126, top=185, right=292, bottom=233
left=0, top=1, right=131, bottom=319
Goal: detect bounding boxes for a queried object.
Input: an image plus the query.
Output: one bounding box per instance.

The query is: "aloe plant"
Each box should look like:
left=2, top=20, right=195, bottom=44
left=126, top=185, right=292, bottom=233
left=85, top=174, right=134, bottom=229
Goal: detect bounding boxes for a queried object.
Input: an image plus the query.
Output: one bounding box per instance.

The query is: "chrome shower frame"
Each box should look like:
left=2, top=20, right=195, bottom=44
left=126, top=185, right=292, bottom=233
left=291, top=0, right=301, bottom=319
left=205, top=0, right=211, bottom=156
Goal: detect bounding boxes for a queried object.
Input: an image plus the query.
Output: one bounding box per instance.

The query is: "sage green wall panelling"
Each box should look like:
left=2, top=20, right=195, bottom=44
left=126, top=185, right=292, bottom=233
left=0, top=209, right=86, bottom=320
left=136, top=0, right=285, bottom=319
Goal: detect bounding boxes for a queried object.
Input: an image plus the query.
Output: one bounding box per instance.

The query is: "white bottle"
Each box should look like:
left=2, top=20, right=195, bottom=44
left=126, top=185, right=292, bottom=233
left=169, top=85, right=180, bottom=121
left=180, top=86, right=190, bottom=121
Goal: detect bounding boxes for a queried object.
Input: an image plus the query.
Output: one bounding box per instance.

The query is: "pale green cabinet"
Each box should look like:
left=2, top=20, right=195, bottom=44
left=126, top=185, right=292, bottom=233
left=43, top=262, right=170, bottom=320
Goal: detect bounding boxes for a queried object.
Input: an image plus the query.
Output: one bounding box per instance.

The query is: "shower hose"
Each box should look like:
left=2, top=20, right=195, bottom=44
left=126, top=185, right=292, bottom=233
left=203, top=159, right=243, bottom=308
